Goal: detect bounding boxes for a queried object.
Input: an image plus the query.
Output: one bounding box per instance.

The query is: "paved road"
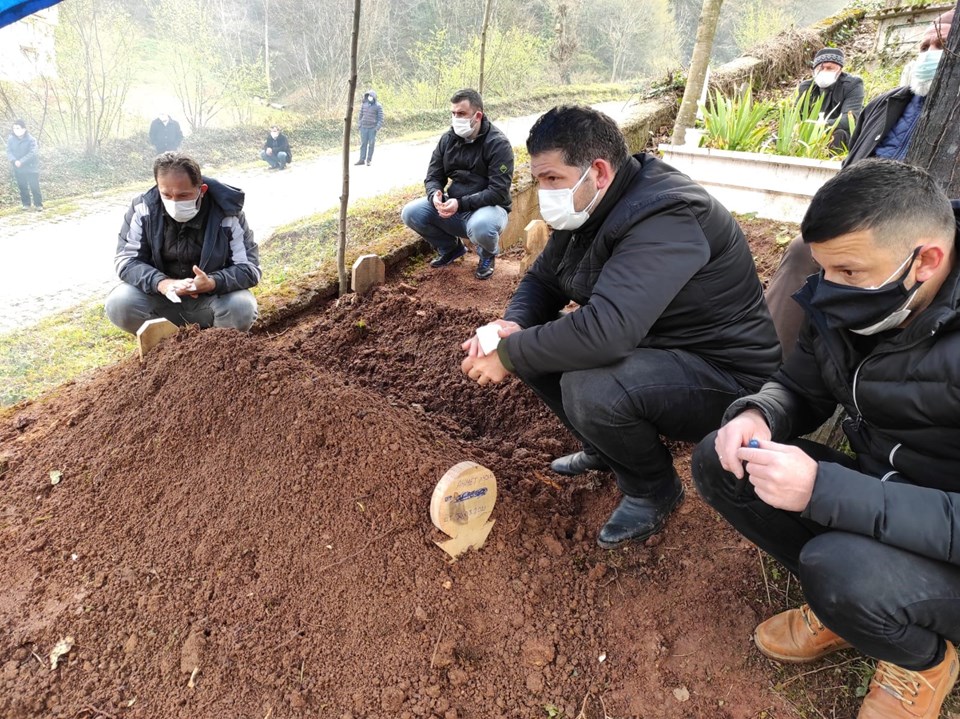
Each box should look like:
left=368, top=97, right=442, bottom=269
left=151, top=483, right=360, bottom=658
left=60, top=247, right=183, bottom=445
left=0, top=100, right=638, bottom=333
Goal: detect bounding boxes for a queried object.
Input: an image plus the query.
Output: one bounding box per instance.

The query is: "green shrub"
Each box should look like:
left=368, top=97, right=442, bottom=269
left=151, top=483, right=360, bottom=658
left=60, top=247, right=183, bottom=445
left=701, top=85, right=773, bottom=152
left=773, top=87, right=844, bottom=159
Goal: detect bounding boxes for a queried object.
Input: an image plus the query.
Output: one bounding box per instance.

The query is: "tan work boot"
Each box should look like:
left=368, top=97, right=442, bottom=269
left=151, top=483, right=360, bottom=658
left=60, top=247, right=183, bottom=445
left=753, top=603, right=852, bottom=663
left=858, top=641, right=959, bottom=718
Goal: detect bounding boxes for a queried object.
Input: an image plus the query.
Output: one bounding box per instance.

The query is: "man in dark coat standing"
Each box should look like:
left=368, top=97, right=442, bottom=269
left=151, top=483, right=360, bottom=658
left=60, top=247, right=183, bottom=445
left=6, top=119, right=42, bottom=211
left=461, top=106, right=781, bottom=548
left=149, top=112, right=183, bottom=154
left=694, top=160, right=960, bottom=719
left=356, top=89, right=384, bottom=166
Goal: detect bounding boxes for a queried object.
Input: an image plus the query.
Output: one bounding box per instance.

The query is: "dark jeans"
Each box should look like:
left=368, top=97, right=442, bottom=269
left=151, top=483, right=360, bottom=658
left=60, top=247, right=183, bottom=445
left=764, top=233, right=816, bottom=360
left=13, top=167, right=42, bottom=207
left=359, top=126, right=378, bottom=162
left=692, top=432, right=960, bottom=671
left=260, top=150, right=288, bottom=169
left=518, top=348, right=750, bottom=497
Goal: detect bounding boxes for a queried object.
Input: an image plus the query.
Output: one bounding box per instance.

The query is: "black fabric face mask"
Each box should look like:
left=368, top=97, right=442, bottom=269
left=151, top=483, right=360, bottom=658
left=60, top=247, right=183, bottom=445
left=804, top=247, right=923, bottom=335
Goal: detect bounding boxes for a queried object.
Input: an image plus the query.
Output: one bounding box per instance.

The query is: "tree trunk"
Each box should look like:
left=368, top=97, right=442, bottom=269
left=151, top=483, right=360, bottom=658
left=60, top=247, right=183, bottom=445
left=905, top=12, right=960, bottom=194
left=264, top=0, right=271, bottom=98
left=478, top=0, right=494, bottom=94
left=671, top=0, right=723, bottom=146
left=338, top=0, right=362, bottom=296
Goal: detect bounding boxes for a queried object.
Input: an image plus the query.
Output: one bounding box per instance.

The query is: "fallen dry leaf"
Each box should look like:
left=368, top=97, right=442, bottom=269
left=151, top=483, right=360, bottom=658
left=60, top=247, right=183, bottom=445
left=49, top=636, right=74, bottom=669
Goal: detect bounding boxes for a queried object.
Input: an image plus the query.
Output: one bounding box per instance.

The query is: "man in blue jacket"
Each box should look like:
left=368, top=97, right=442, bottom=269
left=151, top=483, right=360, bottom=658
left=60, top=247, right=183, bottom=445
left=462, top=106, right=780, bottom=548
left=6, top=119, right=42, bottom=211
left=694, top=160, right=960, bottom=719
left=105, top=152, right=261, bottom=333
left=356, top=89, right=383, bottom=166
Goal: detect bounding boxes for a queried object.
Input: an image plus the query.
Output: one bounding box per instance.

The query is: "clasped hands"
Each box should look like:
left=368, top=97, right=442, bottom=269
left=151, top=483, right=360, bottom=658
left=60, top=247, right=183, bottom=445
left=432, top=190, right=459, bottom=219
left=460, top=319, right=521, bottom=385
left=158, top=265, right=216, bottom=299
left=714, top=409, right=819, bottom=512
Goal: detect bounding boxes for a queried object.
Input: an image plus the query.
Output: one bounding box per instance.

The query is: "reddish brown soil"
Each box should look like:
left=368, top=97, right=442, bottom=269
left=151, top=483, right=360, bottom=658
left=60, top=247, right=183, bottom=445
left=0, top=231, right=823, bottom=719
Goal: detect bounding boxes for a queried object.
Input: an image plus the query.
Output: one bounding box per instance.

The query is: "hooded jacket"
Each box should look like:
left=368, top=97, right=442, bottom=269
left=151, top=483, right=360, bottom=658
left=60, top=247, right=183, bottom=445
left=500, top=153, right=781, bottom=389
left=724, top=202, right=960, bottom=566
left=358, top=90, right=384, bottom=131
left=114, top=177, right=261, bottom=296
left=6, top=131, right=39, bottom=172
left=424, top=115, right=514, bottom=213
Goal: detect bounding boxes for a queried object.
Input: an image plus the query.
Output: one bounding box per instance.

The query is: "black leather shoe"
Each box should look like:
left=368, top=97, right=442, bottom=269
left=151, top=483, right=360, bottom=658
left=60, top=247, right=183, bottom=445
left=430, top=242, right=468, bottom=268
left=550, top=451, right=609, bottom=476
left=597, top=476, right=684, bottom=549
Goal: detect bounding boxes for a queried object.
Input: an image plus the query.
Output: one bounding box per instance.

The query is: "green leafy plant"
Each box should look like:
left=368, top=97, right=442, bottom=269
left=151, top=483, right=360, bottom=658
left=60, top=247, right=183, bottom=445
left=772, top=87, right=844, bottom=159
left=700, top=85, right=773, bottom=152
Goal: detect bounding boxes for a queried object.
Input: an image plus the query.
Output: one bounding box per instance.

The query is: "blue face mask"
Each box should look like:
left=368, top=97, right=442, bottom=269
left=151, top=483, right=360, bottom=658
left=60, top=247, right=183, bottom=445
left=913, top=49, right=943, bottom=83
left=806, top=247, right=923, bottom=335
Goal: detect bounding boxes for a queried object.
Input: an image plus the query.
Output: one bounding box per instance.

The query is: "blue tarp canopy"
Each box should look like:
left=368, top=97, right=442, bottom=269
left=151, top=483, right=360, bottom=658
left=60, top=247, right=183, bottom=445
left=0, top=0, right=61, bottom=29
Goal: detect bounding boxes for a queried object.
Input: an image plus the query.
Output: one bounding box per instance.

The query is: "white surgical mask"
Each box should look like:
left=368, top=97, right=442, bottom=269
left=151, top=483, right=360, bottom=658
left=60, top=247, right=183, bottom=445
left=814, top=70, right=840, bottom=89
left=12, top=127, right=25, bottom=137
left=162, top=191, right=202, bottom=223
left=452, top=116, right=475, bottom=138
left=270, top=131, right=279, bottom=138
left=537, top=166, right=601, bottom=231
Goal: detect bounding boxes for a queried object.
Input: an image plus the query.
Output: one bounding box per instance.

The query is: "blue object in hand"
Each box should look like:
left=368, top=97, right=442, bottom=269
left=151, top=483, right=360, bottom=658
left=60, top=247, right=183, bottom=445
left=748, top=438, right=760, bottom=449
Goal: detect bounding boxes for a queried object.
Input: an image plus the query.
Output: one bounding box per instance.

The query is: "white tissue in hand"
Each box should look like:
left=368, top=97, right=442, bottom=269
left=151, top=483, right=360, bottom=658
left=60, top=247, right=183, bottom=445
left=164, top=289, right=182, bottom=303
left=475, top=323, right=502, bottom=356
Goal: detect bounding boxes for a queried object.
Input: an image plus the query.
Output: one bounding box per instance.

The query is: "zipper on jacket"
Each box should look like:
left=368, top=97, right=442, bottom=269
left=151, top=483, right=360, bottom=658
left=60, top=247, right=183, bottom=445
left=851, top=356, right=868, bottom=430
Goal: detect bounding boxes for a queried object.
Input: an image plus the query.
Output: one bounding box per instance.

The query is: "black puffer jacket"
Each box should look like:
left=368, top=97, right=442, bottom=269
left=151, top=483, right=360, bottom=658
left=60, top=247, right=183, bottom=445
left=725, top=203, right=960, bottom=566
left=843, top=86, right=914, bottom=167
left=500, top=153, right=782, bottom=388
left=424, top=116, right=514, bottom=212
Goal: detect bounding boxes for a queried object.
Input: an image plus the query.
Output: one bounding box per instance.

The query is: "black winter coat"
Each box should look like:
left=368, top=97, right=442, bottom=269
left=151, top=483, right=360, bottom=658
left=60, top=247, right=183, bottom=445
left=263, top=132, right=292, bottom=162
left=6, top=132, right=39, bottom=172
left=797, top=72, right=865, bottom=134
left=424, top=116, right=514, bottom=212
left=501, top=153, right=782, bottom=388
left=843, top=86, right=914, bottom=167
left=149, top=118, right=183, bottom=153
left=114, top=177, right=261, bottom=295
left=725, top=203, right=960, bottom=566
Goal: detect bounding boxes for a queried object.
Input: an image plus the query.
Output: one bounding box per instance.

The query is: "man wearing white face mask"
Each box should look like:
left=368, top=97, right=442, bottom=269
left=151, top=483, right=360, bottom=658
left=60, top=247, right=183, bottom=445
left=795, top=47, right=864, bottom=150
left=765, top=11, right=954, bottom=359
left=105, top=152, right=261, bottom=334
left=400, top=88, right=514, bottom=280
left=461, top=106, right=780, bottom=548
left=694, top=160, right=960, bottom=719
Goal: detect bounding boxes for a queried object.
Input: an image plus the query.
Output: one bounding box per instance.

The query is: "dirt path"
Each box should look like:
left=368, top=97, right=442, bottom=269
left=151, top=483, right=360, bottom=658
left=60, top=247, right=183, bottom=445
left=0, top=100, right=638, bottom=334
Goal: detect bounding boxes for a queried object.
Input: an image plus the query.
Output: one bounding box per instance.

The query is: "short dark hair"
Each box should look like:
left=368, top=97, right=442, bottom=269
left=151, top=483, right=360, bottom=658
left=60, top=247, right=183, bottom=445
left=526, top=105, right=629, bottom=170
left=450, top=88, right=483, bottom=113
left=153, top=151, right=202, bottom=186
left=13, top=119, right=26, bottom=129
left=801, top=159, right=955, bottom=250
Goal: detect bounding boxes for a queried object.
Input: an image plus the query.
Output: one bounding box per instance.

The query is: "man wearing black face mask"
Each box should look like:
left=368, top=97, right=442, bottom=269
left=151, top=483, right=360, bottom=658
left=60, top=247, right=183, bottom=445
left=692, top=160, right=960, bottom=719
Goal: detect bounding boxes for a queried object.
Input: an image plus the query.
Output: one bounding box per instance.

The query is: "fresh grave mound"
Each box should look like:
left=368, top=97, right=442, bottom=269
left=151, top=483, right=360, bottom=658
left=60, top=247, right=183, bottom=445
left=0, top=289, right=795, bottom=719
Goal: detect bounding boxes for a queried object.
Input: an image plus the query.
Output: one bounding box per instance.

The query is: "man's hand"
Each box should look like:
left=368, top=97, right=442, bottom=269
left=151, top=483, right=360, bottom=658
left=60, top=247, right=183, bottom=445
left=14, top=160, right=21, bottom=168
left=189, top=265, right=216, bottom=296
left=462, top=351, right=511, bottom=385
left=737, top=440, right=818, bottom=512
left=432, top=191, right=445, bottom=212
left=715, top=409, right=772, bottom=478
left=438, top=197, right=459, bottom=219
left=461, top=319, right=522, bottom=359
left=266, top=148, right=273, bottom=155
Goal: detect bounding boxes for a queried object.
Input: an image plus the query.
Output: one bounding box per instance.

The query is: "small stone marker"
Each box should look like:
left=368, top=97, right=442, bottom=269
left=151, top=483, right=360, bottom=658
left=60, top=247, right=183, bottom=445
left=136, top=318, right=180, bottom=361
left=351, top=254, right=386, bottom=295
left=430, top=461, right=497, bottom=560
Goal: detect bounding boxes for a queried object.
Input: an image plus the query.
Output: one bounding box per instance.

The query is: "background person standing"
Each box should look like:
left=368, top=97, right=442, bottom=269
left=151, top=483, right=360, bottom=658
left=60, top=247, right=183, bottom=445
left=6, top=119, right=42, bottom=211
left=356, top=89, right=384, bottom=166
left=149, top=112, right=183, bottom=154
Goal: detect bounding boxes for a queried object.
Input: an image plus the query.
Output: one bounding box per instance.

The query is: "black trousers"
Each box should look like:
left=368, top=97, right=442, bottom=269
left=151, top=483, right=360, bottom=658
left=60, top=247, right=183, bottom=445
left=692, top=431, right=960, bottom=671
left=517, top=348, right=749, bottom=498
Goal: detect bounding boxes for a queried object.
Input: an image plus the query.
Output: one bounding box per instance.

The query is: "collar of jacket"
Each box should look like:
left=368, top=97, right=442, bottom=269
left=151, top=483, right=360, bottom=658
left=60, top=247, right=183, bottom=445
left=572, top=154, right=642, bottom=236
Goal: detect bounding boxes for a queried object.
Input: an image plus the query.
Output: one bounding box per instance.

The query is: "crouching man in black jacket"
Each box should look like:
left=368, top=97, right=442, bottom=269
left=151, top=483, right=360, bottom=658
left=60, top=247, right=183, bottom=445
left=461, top=106, right=781, bottom=548
left=693, top=160, right=960, bottom=719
